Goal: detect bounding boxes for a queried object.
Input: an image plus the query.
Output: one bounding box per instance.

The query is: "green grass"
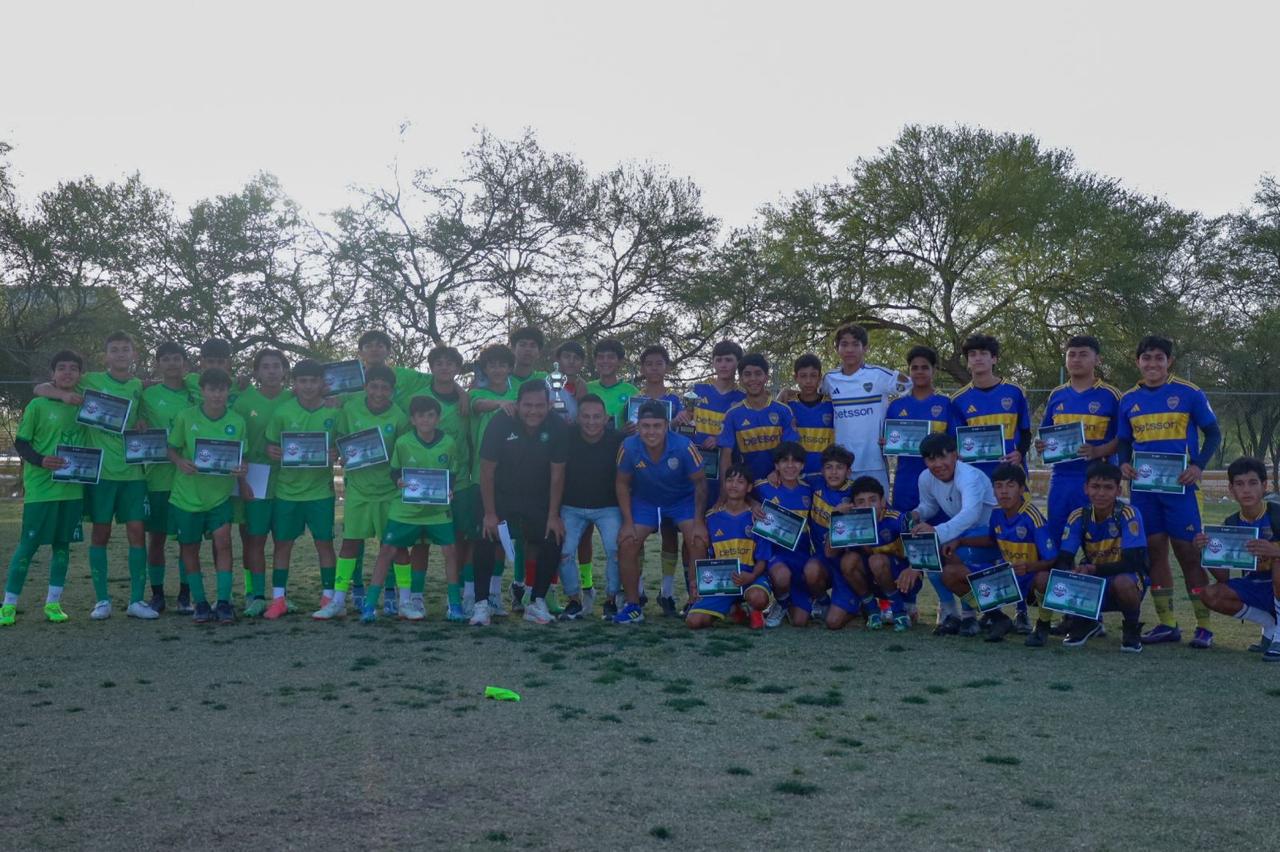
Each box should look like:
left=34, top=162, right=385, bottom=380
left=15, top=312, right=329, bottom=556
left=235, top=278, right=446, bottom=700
left=0, top=498, right=1271, bottom=848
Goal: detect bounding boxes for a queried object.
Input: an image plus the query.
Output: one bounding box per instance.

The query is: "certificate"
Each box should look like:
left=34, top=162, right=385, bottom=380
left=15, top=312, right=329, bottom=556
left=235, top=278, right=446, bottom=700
left=1039, top=421, right=1086, bottom=466
left=1131, top=451, right=1187, bottom=495
left=695, top=558, right=740, bottom=596
left=753, top=503, right=806, bottom=551
left=323, top=360, right=365, bottom=395
left=1042, top=569, right=1106, bottom=620
left=194, top=439, right=243, bottom=475
left=829, top=508, right=879, bottom=548
left=232, top=463, right=271, bottom=501
left=883, top=419, right=931, bottom=457
left=337, top=428, right=389, bottom=472
left=1201, top=524, right=1259, bottom=572
left=124, top=429, right=169, bottom=464
left=902, top=533, right=943, bottom=572
left=280, top=431, right=331, bottom=468
left=402, top=468, right=450, bottom=505
left=956, top=425, right=1005, bottom=463
left=77, top=388, right=132, bottom=434
left=51, top=444, right=102, bottom=485
left=967, top=562, right=1024, bottom=613
left=701, top=450, right=719, bottom=480
left=627, top=396, right=674, bottom=424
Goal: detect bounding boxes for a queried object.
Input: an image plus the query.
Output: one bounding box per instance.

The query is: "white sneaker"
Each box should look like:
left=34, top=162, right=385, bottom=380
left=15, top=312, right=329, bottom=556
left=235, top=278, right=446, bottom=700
left=126, top=601, right=159, bottom=620
left=581, top=588, right=596, bottom=615
left=488, top=594, right=509, bottom=617
left=399, top=599, right=426, bottom=621
left=312, top=599, right=346, bottom=620
left=524, top=599, right=552, bottom=625
left=469, top=600, right=491, bottom=626
left=764, top=601, right=785, bottom=628
left=90, top=600, right=112, bottom=620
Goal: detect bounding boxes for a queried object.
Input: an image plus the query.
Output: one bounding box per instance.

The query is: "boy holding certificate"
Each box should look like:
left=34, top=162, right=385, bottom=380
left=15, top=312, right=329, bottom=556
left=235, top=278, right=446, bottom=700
left=313, top=366, right=409, bottom=620
left=803, top=445, right=855, bottom=629
left=1051, top=462, right=1149, bottom=652
left=2, top=351, right=87, bottom=626
left=166, top=369, right=248, bottom=624
left=1196, top=457, right=1280, bottom=660
left=1116, top=335, right=1222, bottom=648
left=33, top=332, right=156, bottom=621
left=686, top=465, right=774, bottom=630
left=139, top=341, right=194, bottom=613
left=948, top=335, right=1031, bottom=479
left=264, top=359, right=340, bottom=618
left=828, top=476, right=915, bottom=633
left=754, top=442, right=814, bottom=627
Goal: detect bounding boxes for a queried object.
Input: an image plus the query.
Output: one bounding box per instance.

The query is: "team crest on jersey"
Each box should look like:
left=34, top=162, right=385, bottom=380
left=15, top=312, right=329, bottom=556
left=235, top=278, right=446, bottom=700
left=1129, top=520, right=1140, bottom=536
left=438, top=454, right=449, bottom=464
left=1167, top=396, right=1179, bottom=409
left=1015, top=526, right=1027, bottom=539
left=1108, top=522, right=1119, bottom=538
left=1001, top=397, right=1013, bottom=411
left=822, top=413, right=833, bottom=425
left=1088, top=401, right=1101, bottom=414
left=862, top=382, right=873, bottom=392
left=666, top=457, right=679, bottom=470
left=539, top=432, right=549, bottom=442
left=384, top=424, right=394, bottom=433
left=768, top=412, right=779, bottom=425
left=931, top=405, right=943, bottom=417
left=994, top=525, right=1002, bottom=535
left=324, top=418, right=334, bottom=429
left=224, top=425, right=236, bottom=435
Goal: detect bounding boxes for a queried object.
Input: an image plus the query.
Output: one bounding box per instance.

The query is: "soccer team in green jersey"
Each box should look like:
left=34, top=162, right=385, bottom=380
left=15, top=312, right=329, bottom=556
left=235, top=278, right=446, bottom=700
left=4, top=324, right=1279, bottom=660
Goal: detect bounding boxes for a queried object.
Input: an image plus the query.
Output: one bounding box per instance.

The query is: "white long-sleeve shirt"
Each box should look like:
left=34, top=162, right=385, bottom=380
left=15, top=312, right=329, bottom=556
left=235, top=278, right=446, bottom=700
left=914, top=460, right=997, bottom=544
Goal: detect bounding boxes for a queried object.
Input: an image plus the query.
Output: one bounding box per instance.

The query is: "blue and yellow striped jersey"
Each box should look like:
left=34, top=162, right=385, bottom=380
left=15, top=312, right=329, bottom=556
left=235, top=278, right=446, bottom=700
left=1059, top=503, right=1145, bottom=567
left=1117, top=378, right=1217, bottom=459
left=692, top=382, right=746, bottom=443
left=1039, top=380, right=1121, bottom=477
left=717, top=400, right=800, bottom=481
left=950, top=380, right=1030, bottom=474
left=989, top=500, right=1057, bottom=565
left=706, top=507, right=768, bottom=566
left=787, top=397, right=835, bottom=484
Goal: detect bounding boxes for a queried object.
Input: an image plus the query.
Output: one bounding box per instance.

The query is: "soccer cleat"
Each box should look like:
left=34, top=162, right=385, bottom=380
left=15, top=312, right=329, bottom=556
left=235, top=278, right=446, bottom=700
left=1024, top=627, right=1047, bottom=648
left=399, top=599, right=426, bottom=621
left=612, top=603, right=644, bottom=625
left=192, top=601, right=214, bottom=623
left=263, top=597, right=288, bottom=620
left=1140, top=624, right=1181, bottom=645
left=1013, top=610, right=1032, bottom=635
left=509, top=583, right=526, bottom=613
left=558, top=599, right=584, bottom=621
left=581, top=588, right=596, bottom=615
left=175, top=590, right=194, bottom=616
left=126, top=601, right=160, bottom=620
left=764, top=602, right=785, bottom=629
left=933, top=614, right=962, bottom=636
left=351, top=588, right=366, bottom=613
left=215, top=601, right=236, bottom=625
left=748, top=609, right=765, bottom=630
left=810, top=601, right=828, bottom=622
left=44, top=602, right=69, bottom=623
left=1063, top=619, right=1104, bottom=647
left=318, top=594, right=333, bottom=609
left=1247, top=633, right=1270, bottom=653
left=957, top=617, right=980, bottom=637
left=383, top=595, right=398, bottom=617
left=243, top=598, right=267, bottom=618
left=1121, top=621, right=1143, bottom=653
left=488, top=594, right=509, bottom=618
left=148, top=592, right=166, bottom=614
left=1188, top=627, right=1213, bottom=649
left=984, top=612, right=1014, bottom=643
left=601, top=599, right=618, bottom=620
left=446, top=603, right=467, bottom=623
left=658, top=595, right=678, bottom=618
left=893, top=614, right=911, bottom=632
left=524, top=599, right=552, bottom=625
left=1264, top=639, right=1280, bottom=662
left=866, top=611, right=884, bottom=631
left=0, top=604, right=15, bottom=626
left=1049, top=619, right=1070, bottom=637
left=312, top=599, right=346, bottom=620
left=360, top=603, right=378, bottom=624
left=469, top=599, right=492, bottom=626
left=90, top=600, right=112, bottom=620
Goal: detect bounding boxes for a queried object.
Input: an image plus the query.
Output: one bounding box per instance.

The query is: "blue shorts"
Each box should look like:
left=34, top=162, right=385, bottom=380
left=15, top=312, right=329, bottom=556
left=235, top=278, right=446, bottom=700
left=1100, top=572, right=1146, bottom=613
left=828, top=564, right=859, bottom=615
left=891, top=460, right=924, bottom=513
left=1130, top=490, right=1202, bottom=541
left=689, top=575, right=772, bottom=619
left=1046, top=474, right=1088, bottom=540
left=769, top=553, right=813, bottom=611
left=1226, top=575, right=1275, bottom=610
left=631, top=495, right=696, bottom=529
left=953, top=524, right=1001, bottom=571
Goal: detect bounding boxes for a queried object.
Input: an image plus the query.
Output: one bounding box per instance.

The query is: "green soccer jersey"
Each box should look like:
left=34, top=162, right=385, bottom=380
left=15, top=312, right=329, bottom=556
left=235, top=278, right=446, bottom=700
left=266, top=397, right=339, bottom=502
left=232, top=385, right=293, bottom=500
left=390, top=366, right=430, bottom=412
left=338, top=398, right=409, bottom=504
left=139, top=381, right=194, bottom=492
left=388, top=431, right=463, bottom=525
left=16, top=397, right=85, bottom=503
left=168, top=405, right=247, bottom=513
left=587, top=379, right=639, bottom=428
left=419, top=378, right=471, bottom=488
left=469, top=381, right=518, bottom=481
left=77, top=371, right=145, bottom=482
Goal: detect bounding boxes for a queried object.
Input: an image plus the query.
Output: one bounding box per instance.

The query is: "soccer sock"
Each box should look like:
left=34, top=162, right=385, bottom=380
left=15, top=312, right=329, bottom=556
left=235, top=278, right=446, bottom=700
left=410, top=568, right=426, bottom=595
left=889, top=590, right=905, bottom=616
left=128, top=546, right=146, bottom=603
left=243, top=568, right=252, bottom=598
left=1234, top=604, right=1277, bottom=636
left=246, top=571, right=261, bottom=597
left=1151, top=587, right=1176, bottom=627
left=271, top=568, right=288, bottom=598
left=489, top=574, right=503, bottom=596
left=447, top=582, right=462, bottom=607
left=320, top=565, right=336, bottom=596
left=960, top=591, right=979, bottom=612
left=777, top=593, right=792, bottom=611
left=393, top=563, right=412, bottom=591
left=492, top=558, right=505, bottom=579
left=48, top=548, right=69, bottom=599
left=463, top=563, right=475, bottom=599
left=578, top=562, right=593, bottom=590
left=928, top=573, right=959, bottom=617
left=148, top=563, right=166, bottom=590
left=1189, top=588, right=1211, bottom=629
left=4, top=541, right=35, bottom=598
left=215, top=571, right=233, bottom=604
left=89, top=545, right=109, bottom=601
left=523, top=557, right=536, bottom=588
left=335, top=556, right=357, bottom=592
left=331, top=588, right=347, bottom=607
left=187, top=569, right=207, bottom=604
left=860, top=594, right=877, bottom=615
left=660, top=551, right=677, bottom=598
left=353, top=541, right=365, bottom=588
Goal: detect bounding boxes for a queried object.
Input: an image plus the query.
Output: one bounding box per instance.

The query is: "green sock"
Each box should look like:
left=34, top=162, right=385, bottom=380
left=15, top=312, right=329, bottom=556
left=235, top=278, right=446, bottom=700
left=1190, top=590, right=1212, bottom=629
left=245, top=571, right=261, bottom=597
left=147, top=563, right=166, bottom=586
left=128, top=546, right=146, bottom=603
left=579, top=562, right=593, bottom=590
left=394, top=563, right=411, bottom=589
left=49, top=548, right=69, bottom=589
left=367, top=584, right=383, bottom=607
left=187, top=571, right=207, bottom=604
left=462, top=563, right=474, bottom=583
left=5, top=543, right=34, bottom=597
left=411, top=569, right=426, bottom=595
left=335, top=557, right=357, bottom=592
left=353, top=541, right=365, bottom=588
left=271, top=568, right=288, bottom=593
left=447, top=582, right=462, bottom=607
left=89, top=545, right=109, bottom=601
left=216, top=571, right=233, bottom=603
left=320, top=565, right=336, bottom=591
left=1152, top=588, right=1176, bottom=627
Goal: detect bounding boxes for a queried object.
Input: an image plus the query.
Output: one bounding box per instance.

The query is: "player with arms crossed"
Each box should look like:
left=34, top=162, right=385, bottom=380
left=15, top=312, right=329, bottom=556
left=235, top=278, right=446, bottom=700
left=821, top=325, right=908, bottom=493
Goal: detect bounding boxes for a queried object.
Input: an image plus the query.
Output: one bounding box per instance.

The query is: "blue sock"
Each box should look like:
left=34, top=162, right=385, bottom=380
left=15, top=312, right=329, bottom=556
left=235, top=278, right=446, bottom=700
left=889, top=591, right=905, bottom=616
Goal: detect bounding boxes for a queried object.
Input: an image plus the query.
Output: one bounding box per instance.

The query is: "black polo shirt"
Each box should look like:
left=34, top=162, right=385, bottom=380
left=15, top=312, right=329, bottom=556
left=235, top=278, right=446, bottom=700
left=562, top=428, right=623, bottom=509
left=479, top=411, right=570, bottom=515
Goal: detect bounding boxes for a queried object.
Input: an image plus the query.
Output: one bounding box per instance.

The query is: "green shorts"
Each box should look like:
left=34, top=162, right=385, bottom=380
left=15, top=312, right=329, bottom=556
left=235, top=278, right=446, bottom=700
left=382, top=518, right=455, bottom=548
left=171, top=501, right=234, bottom=545
left=273, top=497, right=336, bottom=543
left=20, top=499, right=84, bottom=547
left=87, top=479, right=148, bottom=525
left=451, top=484, right=481, bottom=540
left=145, top=490, right=174, bottom=535
left=342, top=498, right=391, bottom=541
left=235, top=498, right=275, bottom=537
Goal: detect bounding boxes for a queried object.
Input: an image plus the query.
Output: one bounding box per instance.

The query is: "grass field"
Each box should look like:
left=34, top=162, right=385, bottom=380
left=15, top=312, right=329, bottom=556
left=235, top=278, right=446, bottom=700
left=1, top=497, right=1277, bottom=851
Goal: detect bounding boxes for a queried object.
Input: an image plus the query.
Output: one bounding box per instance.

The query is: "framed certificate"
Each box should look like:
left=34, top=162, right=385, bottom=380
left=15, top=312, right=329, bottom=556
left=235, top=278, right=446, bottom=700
left=829, top=508, right=879, bottom=548
left=701, top=450, right=719, bottom=480
left=627, top=396, right=674, bottom=424
left=902, top=533, right=943, bottom=572
left=194, top=438, right=243, bottom=475
left=124, top=429, right=169, bottom=464
left=883, top=419, right=931, bottom=457
left=1131, top=451, right=1187, bottom=495
left=1042, top=569, right=1106, bottom=620
left=695, top=558, right=740, bottom=596
left=51, top=444, right=102, bottom=485
left=280, top=431, right=331, bottom=468
left=337, top=428, right=389, bottom=472
left=968, top=562, right=1023, bottom=613
left=323, top=360, right=366, bottom=395
left=1201, top=524, right=1259, bottom=572
left=1039, top=421, right=1086, bottom=466
left=402, top=468, right=450, bottom=505
left=77, top=388, right=132, bottom=434
left=753, top=502, right=806, bottom=551
left=956, top=425, right=1005, bottom=463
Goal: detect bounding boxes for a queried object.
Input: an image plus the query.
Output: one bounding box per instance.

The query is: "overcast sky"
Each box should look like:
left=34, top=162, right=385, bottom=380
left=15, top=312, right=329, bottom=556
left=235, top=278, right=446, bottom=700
left=3, top=1, right=1276, bottom=227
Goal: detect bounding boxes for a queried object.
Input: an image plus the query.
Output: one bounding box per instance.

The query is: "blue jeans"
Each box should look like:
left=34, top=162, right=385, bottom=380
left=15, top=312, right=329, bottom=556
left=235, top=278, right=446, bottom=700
left=559, top=505, right=622, bottom=597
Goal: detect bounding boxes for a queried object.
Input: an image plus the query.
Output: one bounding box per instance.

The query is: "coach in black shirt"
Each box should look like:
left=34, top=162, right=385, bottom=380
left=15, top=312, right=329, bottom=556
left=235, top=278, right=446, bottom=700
left=470, top=381, right=568, bottom=626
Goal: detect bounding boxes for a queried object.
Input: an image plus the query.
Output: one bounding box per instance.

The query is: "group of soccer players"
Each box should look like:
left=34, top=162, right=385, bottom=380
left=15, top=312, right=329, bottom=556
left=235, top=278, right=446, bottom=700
left=4, top=323, right=1279, bottom=660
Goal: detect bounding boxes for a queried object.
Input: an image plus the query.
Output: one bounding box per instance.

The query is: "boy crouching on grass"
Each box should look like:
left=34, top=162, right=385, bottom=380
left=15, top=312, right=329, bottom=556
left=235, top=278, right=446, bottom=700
left=686, top=465, right=776, bottom=630
left=829, top=476, right=916, bottom=633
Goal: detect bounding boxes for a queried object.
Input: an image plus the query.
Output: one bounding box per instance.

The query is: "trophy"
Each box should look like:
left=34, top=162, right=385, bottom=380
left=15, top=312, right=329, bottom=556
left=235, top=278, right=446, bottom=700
left=546, top=361, right=576, bottom=420
left=677, top=390, right=699, bottom=437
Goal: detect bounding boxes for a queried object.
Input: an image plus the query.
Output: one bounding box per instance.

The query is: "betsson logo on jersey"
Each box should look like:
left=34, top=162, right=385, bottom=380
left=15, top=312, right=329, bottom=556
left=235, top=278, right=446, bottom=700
left=834, top=405, right=877, bottom=419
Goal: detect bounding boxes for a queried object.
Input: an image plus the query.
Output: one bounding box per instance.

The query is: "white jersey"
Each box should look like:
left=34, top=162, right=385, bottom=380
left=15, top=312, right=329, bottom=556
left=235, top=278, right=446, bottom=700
left=821, top=364, right=909, bottom=473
